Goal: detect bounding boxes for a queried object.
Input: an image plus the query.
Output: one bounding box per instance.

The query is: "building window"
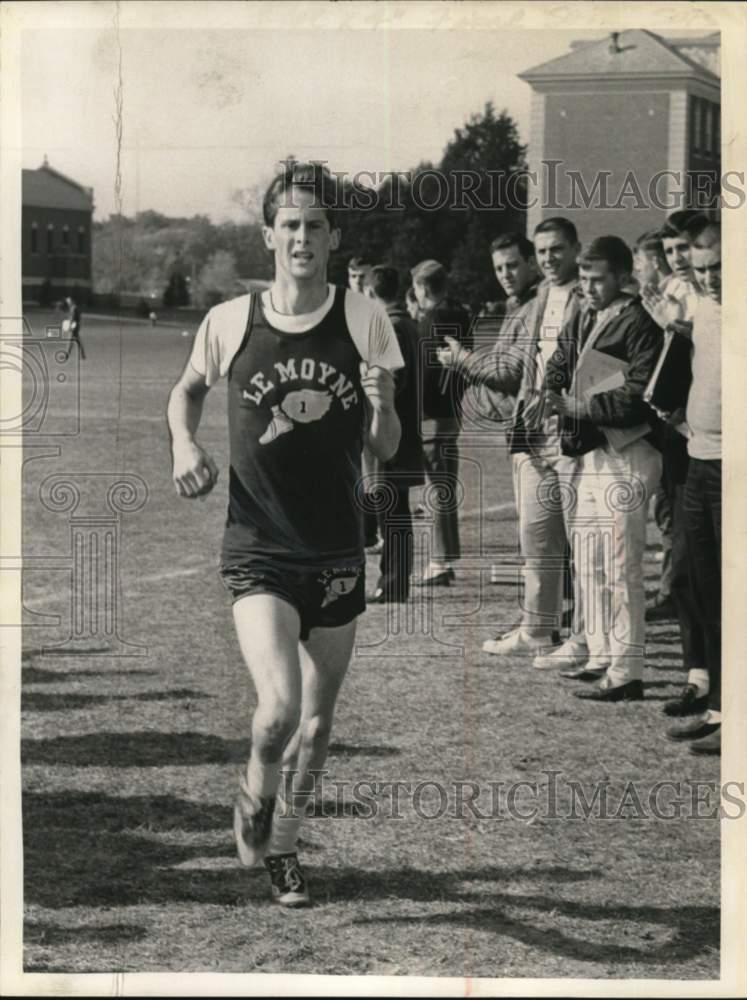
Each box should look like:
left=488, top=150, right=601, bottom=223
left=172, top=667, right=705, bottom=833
left=77, top=226, right=86, bottom=254
left=30, top=222, right=38, bottom=254
left=707, top=102, right=720, bottom=157
left=62, top=225, right=70, bottom=249
left=46, top=224, right=54, bottom=254
left=691, top=97, right=702, bottom=155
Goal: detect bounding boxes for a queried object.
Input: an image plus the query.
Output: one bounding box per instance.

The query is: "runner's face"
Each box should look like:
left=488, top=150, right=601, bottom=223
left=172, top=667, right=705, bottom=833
left=579, top=260, right=624, bottom=311
left=534, top=231, right=578, bottom=285
left=691, top=244, right=721, bottom=303
left=662, top=236, right=692, bottom=280
left=263, top=188, right=340, bottom=283
left=491, top=246, right=534, bottom=299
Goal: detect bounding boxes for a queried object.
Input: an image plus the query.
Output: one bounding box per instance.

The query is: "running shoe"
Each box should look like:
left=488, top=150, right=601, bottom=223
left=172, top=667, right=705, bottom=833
left=264, top=852, right=310, bottom=907
left=233, top=775, right=275, bottom=868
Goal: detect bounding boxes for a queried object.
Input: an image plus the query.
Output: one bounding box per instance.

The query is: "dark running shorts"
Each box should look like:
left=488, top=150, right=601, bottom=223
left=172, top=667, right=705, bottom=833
left=219, top=561, right=365, bottom=640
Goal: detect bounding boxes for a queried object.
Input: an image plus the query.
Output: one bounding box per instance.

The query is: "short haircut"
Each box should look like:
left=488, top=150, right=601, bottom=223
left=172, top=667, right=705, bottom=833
left=634, top=228, right=670, bottom=272
left=262, top=161, right=340, bottom=228
left=490, top=232, right=535, bottom=260
left=533, top=216, right=578, bottom=245
left=348, top=256, right=371, bottom=271
left=689, top=219, right=721, bottom=249
left=660, top=209, right=708, bottom=240
left=579, top=235, right=633, bottom=276
left=414, top=268, right=447, bottom=297
left=368, top=265, right=400, bottom=302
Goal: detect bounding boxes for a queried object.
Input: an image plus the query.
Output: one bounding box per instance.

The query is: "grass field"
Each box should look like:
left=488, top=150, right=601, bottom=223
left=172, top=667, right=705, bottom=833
left=19, top=310, right=719, bottom=979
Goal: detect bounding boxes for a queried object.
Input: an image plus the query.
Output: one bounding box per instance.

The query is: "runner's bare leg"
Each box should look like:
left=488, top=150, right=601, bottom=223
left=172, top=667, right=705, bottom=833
left=232, top=594, right=304, bottom=798
left=268, top=619, right=357, bottom=854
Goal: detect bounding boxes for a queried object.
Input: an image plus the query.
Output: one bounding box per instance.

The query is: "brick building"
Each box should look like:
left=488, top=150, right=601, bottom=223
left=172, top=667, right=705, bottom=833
left=22, top=158, right=94, bottom=304
left=519, top=30, right=720, bottom=245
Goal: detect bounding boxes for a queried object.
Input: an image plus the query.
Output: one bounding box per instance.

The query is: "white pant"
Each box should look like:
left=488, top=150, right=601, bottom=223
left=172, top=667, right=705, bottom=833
left=512, top=451, right=584, bottom=641
left=569, top=440, right=662, bottom=684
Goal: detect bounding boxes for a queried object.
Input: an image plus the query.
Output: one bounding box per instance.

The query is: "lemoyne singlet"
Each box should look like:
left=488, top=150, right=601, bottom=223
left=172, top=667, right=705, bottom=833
left=189, top=286, right=403, bottom=567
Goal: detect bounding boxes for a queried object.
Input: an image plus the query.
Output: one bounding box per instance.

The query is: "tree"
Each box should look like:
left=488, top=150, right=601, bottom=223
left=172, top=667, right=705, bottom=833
left=163, top=271, right=190, bottom=308
left=193, top=250, right=239, bottom=308
left=330, top=103, right=527, bottom=307
left=449, top=217, right=498, bottom=311
left=434, top=102, right=527, bottom=305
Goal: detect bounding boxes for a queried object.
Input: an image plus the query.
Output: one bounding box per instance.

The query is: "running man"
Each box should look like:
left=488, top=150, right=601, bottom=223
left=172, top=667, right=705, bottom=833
left=62, top=295, right=85, bottom=360
left=166, top=162, right=402, bottom=906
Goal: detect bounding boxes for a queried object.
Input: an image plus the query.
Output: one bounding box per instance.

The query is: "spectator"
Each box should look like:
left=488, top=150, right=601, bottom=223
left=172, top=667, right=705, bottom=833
left=348, top=255, right=382, bottom=549
left=637, top=217, right=713, bottom=723
left=634, top=228, right=677, bottom=617
left=365, top=265, right=424, bottom=603
left=545, top=236, right=664, bottom=702
left=666, top=220, right=721, bottom=755
left=405, top=286, right=422, bottom=322
left=347, top=256, right=372, bottom=294
left=411, top=260, right=471, bottom=587
left=439, top=233, right=540, bottom=425
left=641, top=210, right=704, bottom=334
left=476, top=218, right=585, bottom=661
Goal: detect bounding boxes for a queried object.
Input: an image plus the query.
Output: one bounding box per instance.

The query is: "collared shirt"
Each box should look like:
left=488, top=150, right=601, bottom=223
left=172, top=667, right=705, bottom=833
left=534, top=280, right=575, bottom=446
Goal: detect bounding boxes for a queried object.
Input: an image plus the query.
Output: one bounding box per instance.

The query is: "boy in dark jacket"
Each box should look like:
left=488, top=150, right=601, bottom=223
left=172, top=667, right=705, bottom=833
left=545, top=236, right=663, bottom=702
left=366, top=266, right=424, bottom=602
left=411, top=260, right=471, bottom=587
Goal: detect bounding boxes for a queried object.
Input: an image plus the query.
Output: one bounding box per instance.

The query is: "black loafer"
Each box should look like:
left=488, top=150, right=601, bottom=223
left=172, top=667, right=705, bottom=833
left=663, top=684, right=709, bottom=718
left=689, top=727, right=721, bottom=755
left=561, top=668, right=607, bottom=682
left=575, top=680, right=644, bottom=702
left=667, top=716, right=720, bottom=742
left=414, top=571, right=451, bottom=588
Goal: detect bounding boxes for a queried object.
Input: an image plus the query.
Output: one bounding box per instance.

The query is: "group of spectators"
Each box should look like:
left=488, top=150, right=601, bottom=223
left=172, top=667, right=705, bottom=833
left=350, top=207, right=722, bottom=757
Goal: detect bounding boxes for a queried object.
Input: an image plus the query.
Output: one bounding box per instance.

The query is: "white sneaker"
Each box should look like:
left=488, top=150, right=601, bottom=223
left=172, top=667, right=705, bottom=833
left=482, top=629, right=554, bottom=657
left=532, top=638, right=589, bottom=671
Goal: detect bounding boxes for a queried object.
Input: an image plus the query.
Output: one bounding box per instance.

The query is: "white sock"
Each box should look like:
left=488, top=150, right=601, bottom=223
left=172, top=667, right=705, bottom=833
left=267, top=775, right=311, bottom=856
left=687, top=668, right=710, bottom=696
left=703, top=709, right=721, bottom=725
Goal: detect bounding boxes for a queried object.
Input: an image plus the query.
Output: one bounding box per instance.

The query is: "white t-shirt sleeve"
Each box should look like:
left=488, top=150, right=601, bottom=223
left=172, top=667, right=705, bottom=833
left=188, top=294, right=252, bottom=386
left=344, top=291, right=404, bottom=371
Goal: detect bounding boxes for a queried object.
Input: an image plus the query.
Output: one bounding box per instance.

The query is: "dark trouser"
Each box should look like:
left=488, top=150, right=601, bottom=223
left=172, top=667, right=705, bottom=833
left=66, top=332, right=86, bottom=360
left=421, top=424, right=460, bottom=564
left=662, top=431, right=706, bottom=673
left=683, top=457, right=721, bottom=711
left=653, top=486, right=673, bottom=600
left=364, top=509, right=379, bottom=547
left=376, top=485, right=414, bottom=601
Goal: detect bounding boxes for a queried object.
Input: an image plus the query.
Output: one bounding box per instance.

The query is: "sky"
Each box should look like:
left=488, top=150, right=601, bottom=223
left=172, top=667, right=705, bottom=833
left=21, top=26, right=614, bottom=222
